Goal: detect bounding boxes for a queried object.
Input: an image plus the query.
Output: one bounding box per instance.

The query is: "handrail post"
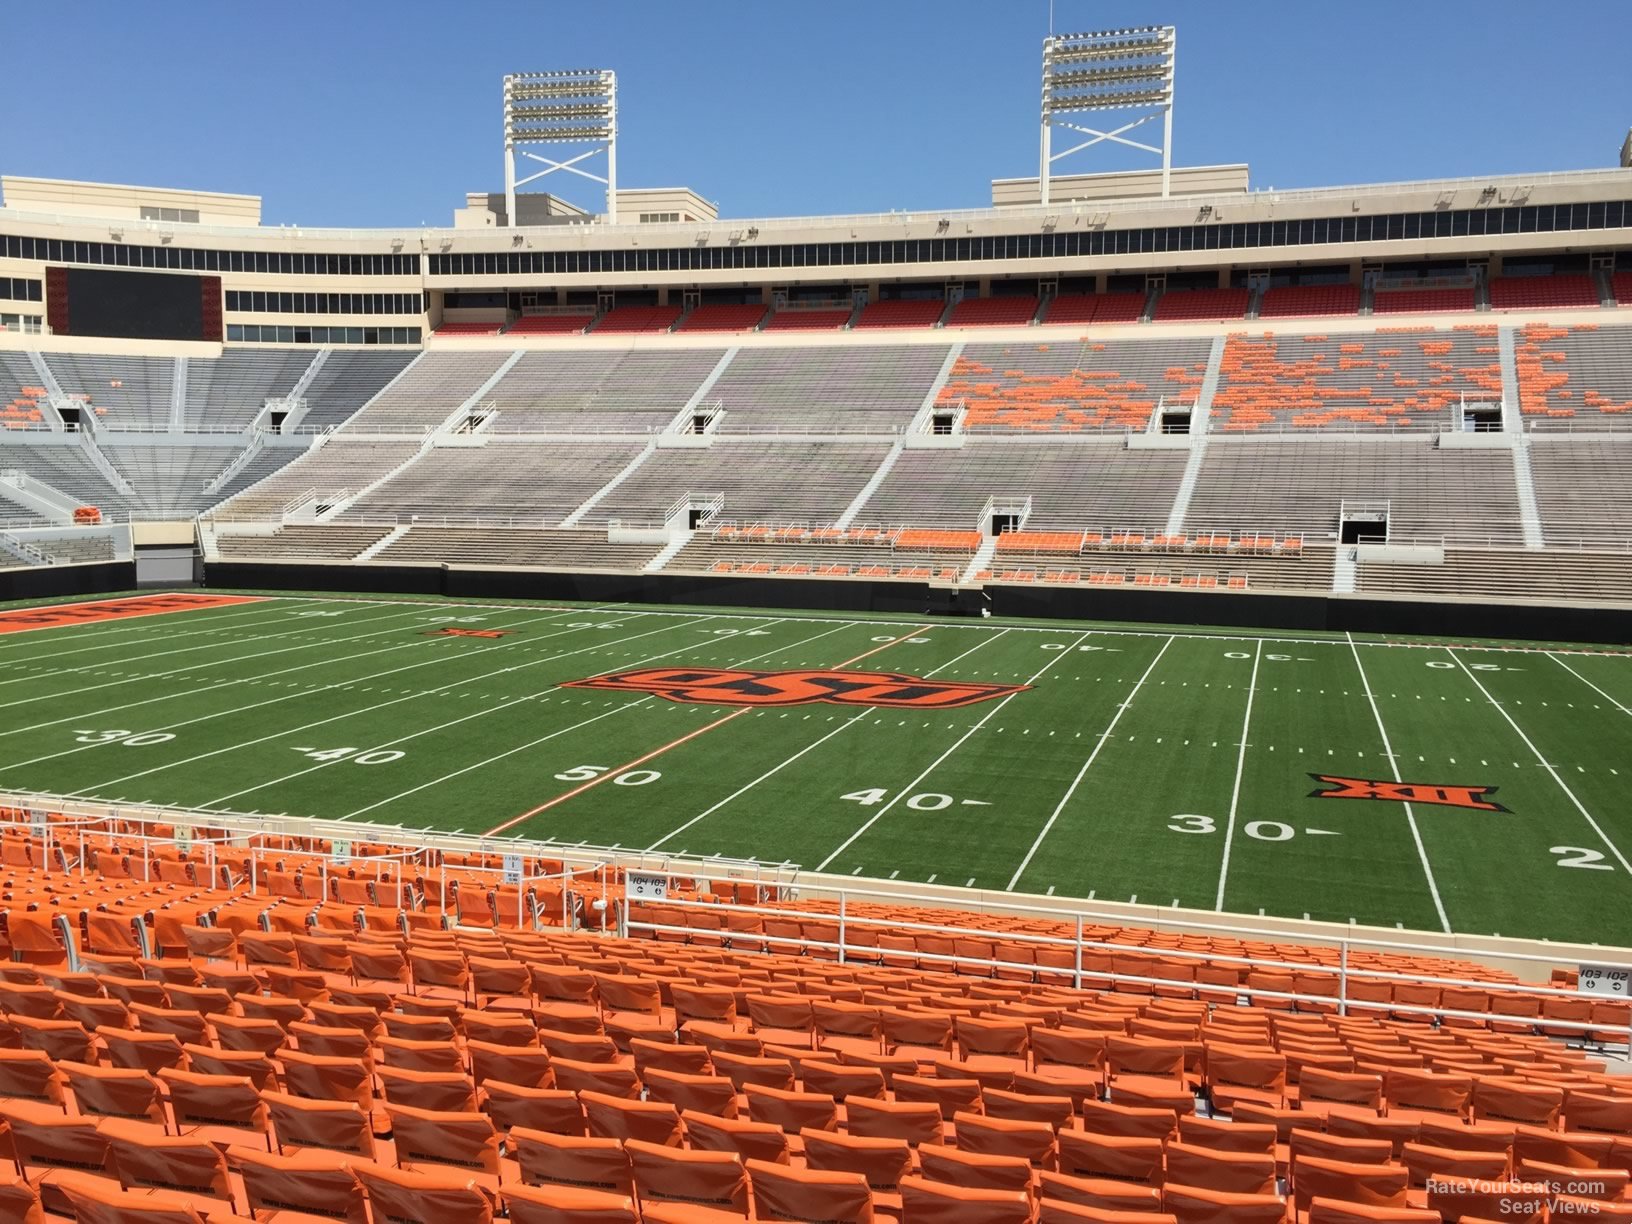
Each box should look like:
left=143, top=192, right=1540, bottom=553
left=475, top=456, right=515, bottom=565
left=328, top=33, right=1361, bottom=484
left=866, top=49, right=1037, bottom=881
left=1338, top=938, right=1349, bottom=1017
left=1074, top=915, right=1084, bottom=990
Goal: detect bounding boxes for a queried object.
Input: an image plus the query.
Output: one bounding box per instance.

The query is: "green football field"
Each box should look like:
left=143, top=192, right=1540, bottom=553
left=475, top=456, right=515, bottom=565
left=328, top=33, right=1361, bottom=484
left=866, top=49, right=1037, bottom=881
left=0, top=590, right=1629, bottom=946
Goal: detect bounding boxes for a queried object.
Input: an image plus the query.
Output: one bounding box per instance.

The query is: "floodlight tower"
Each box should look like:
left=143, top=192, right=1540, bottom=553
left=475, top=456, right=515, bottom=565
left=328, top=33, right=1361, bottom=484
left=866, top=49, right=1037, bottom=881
left=1039, top=26, right=1176, bottom=205
left=503, top=69, right=618, bottom=225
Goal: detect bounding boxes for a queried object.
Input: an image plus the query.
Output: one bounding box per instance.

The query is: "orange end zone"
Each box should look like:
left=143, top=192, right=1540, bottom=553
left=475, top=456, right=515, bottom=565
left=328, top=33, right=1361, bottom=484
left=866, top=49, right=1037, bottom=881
left=0, top=592, right=265, bottom=635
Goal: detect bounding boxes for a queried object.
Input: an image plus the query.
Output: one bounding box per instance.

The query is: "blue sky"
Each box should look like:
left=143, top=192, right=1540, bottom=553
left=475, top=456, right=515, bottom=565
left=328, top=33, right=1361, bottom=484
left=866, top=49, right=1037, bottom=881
left=3, top=1, right=1625, bottom=227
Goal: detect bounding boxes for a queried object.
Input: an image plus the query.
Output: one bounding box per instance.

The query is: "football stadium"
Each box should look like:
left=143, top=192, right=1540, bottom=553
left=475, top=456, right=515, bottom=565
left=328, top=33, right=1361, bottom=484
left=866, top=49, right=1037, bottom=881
left=0, top=9, right=1630, bottom=1221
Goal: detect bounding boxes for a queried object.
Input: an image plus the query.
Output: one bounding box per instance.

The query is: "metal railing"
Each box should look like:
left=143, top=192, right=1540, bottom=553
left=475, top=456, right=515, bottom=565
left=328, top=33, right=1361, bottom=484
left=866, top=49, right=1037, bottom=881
left=625, top=890, right=1632, bottom=1047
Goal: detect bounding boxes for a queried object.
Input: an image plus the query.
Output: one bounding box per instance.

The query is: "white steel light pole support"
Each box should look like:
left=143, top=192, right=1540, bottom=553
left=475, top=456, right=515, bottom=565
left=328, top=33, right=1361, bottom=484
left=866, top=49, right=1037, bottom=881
left=503, top=69, right=619, bottom=226
left=1040, top=26, right=1176, bottom=206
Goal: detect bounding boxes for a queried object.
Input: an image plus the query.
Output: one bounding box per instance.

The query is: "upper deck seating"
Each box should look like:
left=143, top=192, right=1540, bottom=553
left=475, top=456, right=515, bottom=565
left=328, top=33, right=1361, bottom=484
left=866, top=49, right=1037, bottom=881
left=854, top=300, right=944, bottom=330
left=1256, top=284, right=1361, bottom=319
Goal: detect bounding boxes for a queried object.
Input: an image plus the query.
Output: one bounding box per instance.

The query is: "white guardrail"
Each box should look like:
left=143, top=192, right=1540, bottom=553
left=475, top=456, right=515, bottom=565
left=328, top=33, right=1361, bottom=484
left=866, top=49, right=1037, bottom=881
left=5, top=790, right=1631, bottom=1048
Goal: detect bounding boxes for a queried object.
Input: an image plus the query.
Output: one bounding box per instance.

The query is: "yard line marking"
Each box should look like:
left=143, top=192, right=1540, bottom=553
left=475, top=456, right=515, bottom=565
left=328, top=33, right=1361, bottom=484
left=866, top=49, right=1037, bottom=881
left=1448, top=648, right=1632, bottom=876
left=0, top=603, right=439, bottom=711
left=1214, top=639, right=1262, bottom=913
left=181, top=614, right=737, bottom=809
left=484, top=624, right=933, bottom=837
left=814, top=631, right=1092, bottom=872
left=1547, top=652, right=1632, bottom=718
left=278, top=593, right=1632, bottom=658
left=0, top=604, right=604, bottom=755
left=342, top=620, right=850, bottom=822
left=1346, top=632, right=1451, bottom=933
left=51, top=612, right=691, bottom=797
left=643, top=629, right=1008, bottom=851
left=1005, top=635, right=1175, bottom=891
left=0, top=598, right=334, bottom=670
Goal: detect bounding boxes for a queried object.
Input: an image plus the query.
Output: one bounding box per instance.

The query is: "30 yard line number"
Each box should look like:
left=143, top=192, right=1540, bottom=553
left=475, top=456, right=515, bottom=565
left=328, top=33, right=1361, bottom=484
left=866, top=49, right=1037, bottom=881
left=1168, top=814, right=1325, bottom=842
left=73, top=729, right=175, bottom=747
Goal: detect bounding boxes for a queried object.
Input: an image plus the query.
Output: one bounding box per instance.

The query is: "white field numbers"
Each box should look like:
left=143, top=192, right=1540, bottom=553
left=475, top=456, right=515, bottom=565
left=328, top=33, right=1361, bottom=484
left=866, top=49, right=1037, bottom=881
left=290, top=747, right=404, bottom=765
left=842, top=789, right=988, bottom=811
left=1551, top=846, right=1613, bottom=871
left=1168, top=814, right=1321, bottom=843
left=1578, top=965, right=1631, bottom=996
left=553, top=765, right=662, bottom=786
left=73, top=729, right=175, bottom=746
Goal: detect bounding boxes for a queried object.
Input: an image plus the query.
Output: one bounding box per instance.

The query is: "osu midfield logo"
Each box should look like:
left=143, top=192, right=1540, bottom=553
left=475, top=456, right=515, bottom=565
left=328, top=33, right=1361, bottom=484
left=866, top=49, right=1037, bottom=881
left=1308, top=773, right=1508, bottom=813
left=564, top=667, right=1029, bottom=709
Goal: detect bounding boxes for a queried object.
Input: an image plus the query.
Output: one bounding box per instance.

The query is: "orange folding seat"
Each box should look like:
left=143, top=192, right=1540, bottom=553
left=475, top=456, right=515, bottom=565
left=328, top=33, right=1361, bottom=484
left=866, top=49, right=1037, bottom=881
left=1306, top=1200, right=1439, bottom=1224
left=354, top=1161, right=494, bottom=1224
left=802, top=1129, right=912, bottom=1199
left=1292, top=1155, right=1409, bottom=1218
left=183, top=1045, right=279, bottom=1091
left=352, top=943, right=411, bottom=990
left=104, top=976, right=170, bottom=1009
left=1324, top=1109, right=1420, bottom=1156
left=799, top=1059, right=885, bottom=1103
left=894, top=1073, right=983, bottom=1120
left=385, top=1010, right=460, bottom=1043
left=630, top=1039, right=711, bottom=1078
left=954, top=1016, right=1030, bottom=1072
left=683, top=1110, right=790, bottom=1165
left=468, top=1039, right=554, bottom=1090
left=208, top=1014, right=287, bottom=1056
left=625, top=1137, right=749, bottom=1215
left=747, top=995, right=816, bottom=1049
left=237, top=994, right=308, bottom=1027
left=1566, top=1089, right=1632, bottom=1135
left=581, top=1090, right=684, bottom=1146
left=899, top=1175, right=1032, bottom=1224
left=0, top=1177, right=39, bottom=1224
left=748, top=1158, right=873, bottom=1224
left=708, top=1051, right=795, bottom=1093
left=744, top=1084, right=840, bottom=1136
left=1299, top=1067, right=1383, bottom=1118
left=11, top=1014, right=94, bottom=1063
left=538, top=1029, right=623, bottom=1066
left=1165, top=1141, right=1275, bottom=1195
left=263, top=1090, right=375, bottom=1158
left=306, top=1001, right=383, bottom=1036
left=1177, top=1114, right=1276, bottom=1155
left=158, top=1068, right=270, bottom=1146
left=99, top=1118, right=232, bottom=1205
left=1204, top=1044, right=1288, bottom=1112
left=163, top=984, right=234, bottom=1017
left=1036, top=1169, right=1164, bottom=1214
left=53, top=1174, right=212, bottom=1224
left=1512, top=1125, right=1614, bottom=1169
left=1400, top=1141, right=1509, bottom=1193
left=378, top=1066, right=479, bottom=1114
left=672, top=984, right=740, bottom=1031
left=130, top=1005, right=209, bottom=1046
left=982, top=1087, right=1074, bottom=1132
left=388, top=1103, right=502, bottom=1179
left=845, top=1097, right=943, bottom=1146
left=481, top=1080, right=584, bottom=1136
left=918, top=1146, right=1034, bottom=1194
left=503, top=1183, right=638, bottom=1224
left=279, top=1050, right=372, bottom=1110
left=1423, top=1174, right=1547, bottom=1223
left=1289, top=1129, right=1395, bottom=1172
left=1056, top=1129, right=1163, bottom=1185
left=954, top=1111, right=1057, bottom=1168
left=1471, top=1078, right=1562, bottom=1129
left=1383, top=1069, right=1471, bottom=1123
left=512, top=1128, right=632, bottom=1194
left=552, top=1057, right=642, bottom=1099
left=54, top=993, right=129, bottom=1033
left=377, top=1035, right=466, bottom=1075
left=61, top=1062, right=166, bottom=1125
left=1161, top=1182, right=1287, bottom=1224
left=1080, top=1099, right=1180, bottom=1142
left=230, top=1148, right=370, bottom=1224
left=0, top=982, right=62, bottom=1019
left=643, top=1067, right=739, bottom=1118
left=0, top=1049, right=64, bottom=1104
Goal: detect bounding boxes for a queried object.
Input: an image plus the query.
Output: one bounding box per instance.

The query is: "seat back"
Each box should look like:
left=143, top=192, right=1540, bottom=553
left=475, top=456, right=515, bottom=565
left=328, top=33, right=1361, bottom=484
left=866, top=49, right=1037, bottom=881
left=388, top=1103, right=502, bottom=1175
left=899, top=1175, right=1032, bottom=1224
left=624, top=1138, right=749, bottom=1215
left=748, top=1158, right=873, bottom=1224
left=801, top=1130, right=914, bottom=1192
left=512, top=1128, right=634, bottom=1195
left=354, top=1161, right=494, bottom=1224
